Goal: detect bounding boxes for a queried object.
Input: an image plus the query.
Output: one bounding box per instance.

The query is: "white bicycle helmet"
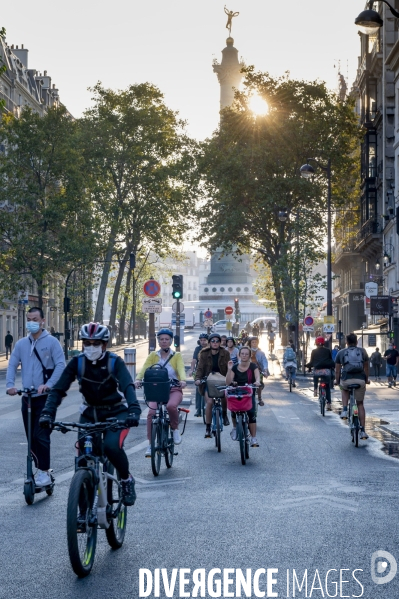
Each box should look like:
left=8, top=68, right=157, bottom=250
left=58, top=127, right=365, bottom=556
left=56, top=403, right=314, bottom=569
left=80, top=322, right=110, bottom=342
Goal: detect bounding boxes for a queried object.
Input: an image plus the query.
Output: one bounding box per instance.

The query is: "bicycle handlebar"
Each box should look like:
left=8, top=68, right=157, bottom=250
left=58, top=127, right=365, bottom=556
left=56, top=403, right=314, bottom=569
left=53, top=418, right=128, bottom=434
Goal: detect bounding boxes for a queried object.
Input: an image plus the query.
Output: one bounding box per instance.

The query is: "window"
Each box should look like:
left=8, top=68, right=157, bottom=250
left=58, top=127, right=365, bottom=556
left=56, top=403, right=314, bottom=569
left=204, top=287, right=209, bottom=293
left=188, top=294, right=191, bottom=301
left=194, top=294, right=197, bottom=300
left=236, top=287, right=241, bottom=292
left=220, top=287, right=225, bottom=292
left=228, top=287, right=233, bottom=292
left=244, top=287, right=249, bottom=292
left=212, top=287, right=217, bottom=292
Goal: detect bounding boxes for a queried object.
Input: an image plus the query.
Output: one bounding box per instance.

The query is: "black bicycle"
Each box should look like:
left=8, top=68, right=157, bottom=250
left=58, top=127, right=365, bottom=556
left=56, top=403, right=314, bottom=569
left=222, top=385, right=257, bottom=465
left=13, top=388, right=55, bottom=505
left=199, top=377, right=224, bottom=452
left=286, top=366, right=295, bottom=392
left=318, top=380, right=328, bottom=416
left=143, top=383, right=189, bottom=477
left=53, top=419, right=129, bottom=577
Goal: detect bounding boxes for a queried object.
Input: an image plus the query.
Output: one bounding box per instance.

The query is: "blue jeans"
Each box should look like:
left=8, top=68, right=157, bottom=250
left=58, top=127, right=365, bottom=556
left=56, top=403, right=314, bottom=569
left=286, top=366, right=296, bottom=381
left=386, top=364, right=397, bottom=379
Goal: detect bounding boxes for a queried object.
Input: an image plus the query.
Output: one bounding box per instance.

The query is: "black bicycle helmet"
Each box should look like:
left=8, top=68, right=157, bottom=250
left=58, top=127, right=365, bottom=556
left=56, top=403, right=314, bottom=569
left=80, top=322, right=110, bottom=342
left=208, top=333, right=222, bottom=342
left=156, top=328, right=173, bottom=338
left=199, top=333, right=209, bottom=340
left=226, top=336, right=236, bottom=345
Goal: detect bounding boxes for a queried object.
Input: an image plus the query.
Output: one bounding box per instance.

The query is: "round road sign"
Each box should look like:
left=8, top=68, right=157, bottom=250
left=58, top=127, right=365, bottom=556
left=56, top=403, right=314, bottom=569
left=304, top=316, right=314, bottom=326
left=143, top=279, right=161, bottom=298
left=204, top=310, right=213, bottom=319
left=172, top=301, right=184, bottom=313
left=225, top=306, right=234, bottom=316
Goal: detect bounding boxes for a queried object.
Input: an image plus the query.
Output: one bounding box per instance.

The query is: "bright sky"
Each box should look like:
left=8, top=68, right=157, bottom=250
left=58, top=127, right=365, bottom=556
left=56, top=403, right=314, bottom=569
left=3, top=0, right=361, bottom=141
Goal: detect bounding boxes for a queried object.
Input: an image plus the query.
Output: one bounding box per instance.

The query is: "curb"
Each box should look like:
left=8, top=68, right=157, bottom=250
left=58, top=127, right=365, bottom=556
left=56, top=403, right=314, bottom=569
left=379, top=425, right=399, bottom=439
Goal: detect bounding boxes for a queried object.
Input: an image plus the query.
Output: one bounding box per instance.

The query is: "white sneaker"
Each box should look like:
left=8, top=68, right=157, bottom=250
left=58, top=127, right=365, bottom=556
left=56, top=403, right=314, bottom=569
left=172, top=429, right=182, bottom=445
left=230, top=428, right=237, bottom=441
left=250, top=436, right=259, bottom=447
left=35, top=469, right=51, bottom=487
left=145, top=445, right=151, bottom=458
left=340, top=409, right=348, bottom=420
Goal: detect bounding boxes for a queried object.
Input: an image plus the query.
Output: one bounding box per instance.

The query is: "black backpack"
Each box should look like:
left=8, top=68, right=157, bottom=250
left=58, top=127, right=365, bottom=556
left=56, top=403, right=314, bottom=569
left=143, top=354, right=173, bottom=404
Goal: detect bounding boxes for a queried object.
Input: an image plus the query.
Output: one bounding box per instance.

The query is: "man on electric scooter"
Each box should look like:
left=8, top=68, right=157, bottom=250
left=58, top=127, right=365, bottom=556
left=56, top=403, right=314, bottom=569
left=6, top=307, right=66, bottom=488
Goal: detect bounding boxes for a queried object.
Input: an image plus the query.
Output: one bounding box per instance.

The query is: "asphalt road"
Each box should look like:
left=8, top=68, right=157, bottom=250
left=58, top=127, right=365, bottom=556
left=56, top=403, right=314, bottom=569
left=1, top=333, right=399, bottom=598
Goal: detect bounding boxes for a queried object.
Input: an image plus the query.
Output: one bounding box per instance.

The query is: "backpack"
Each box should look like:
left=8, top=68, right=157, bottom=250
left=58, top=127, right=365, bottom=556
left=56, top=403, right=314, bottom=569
left=142, top=353, right=174, bottom=404
left=77, top=352, right=118, bottom=381
left=285, top=348, right=296, bottom=361
left=342, top=346, right=364, bottom=374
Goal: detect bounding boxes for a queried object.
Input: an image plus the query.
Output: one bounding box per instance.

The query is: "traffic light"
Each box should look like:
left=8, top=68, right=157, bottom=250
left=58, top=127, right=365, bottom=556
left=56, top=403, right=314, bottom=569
left=63, top=297, right=71, bottom=313
left=172, top=275, right=183, bottom=299
left=234, top=298, right=239, bottom=311
left=129, top=253, right=136, bottom=269
left=173, top=334, right=180, bottom=348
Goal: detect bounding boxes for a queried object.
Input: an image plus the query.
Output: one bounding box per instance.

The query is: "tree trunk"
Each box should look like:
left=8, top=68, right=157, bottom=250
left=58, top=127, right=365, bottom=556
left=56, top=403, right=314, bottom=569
left=94, top=226, right=118, bottom=322
left=108, top=248, right=129, bottom=346
left=271, top=266, right=286, bottom=345
left=119, top=266, right=132, bottom=344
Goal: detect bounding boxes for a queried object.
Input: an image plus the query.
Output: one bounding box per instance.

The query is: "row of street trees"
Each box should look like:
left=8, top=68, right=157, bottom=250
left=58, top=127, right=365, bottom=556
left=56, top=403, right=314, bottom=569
left=198, top=68, right=361, bottom=341
left=0, top=77, right=198, bottom=334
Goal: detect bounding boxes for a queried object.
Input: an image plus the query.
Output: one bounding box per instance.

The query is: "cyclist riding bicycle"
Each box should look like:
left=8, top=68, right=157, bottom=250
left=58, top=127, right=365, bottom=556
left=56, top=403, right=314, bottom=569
left=195, top=332, right=230, bottom=438
left=135, top=328, right=186, bottom=456
left=246, top=337, right=269, bottom=404
left=189, top=333, right=209, bottom=417
left=39, top=322, right=140, bottom=506
left=306, top=336, right=335, bottom=408
left=226, top=336, right=239, bottom=365
left=226, top=346, right=261, bottom=447
left=335, top=333, right=369, bottom=439
left=283, top=345, right=297, bottom=387
left=268, top=330, right=275, bottom=352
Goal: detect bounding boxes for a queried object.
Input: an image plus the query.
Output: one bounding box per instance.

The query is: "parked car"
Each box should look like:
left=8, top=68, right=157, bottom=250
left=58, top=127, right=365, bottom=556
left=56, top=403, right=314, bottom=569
left=211, top=320, right=229, bottom=331
left=249, top=316, right=277, bottom=330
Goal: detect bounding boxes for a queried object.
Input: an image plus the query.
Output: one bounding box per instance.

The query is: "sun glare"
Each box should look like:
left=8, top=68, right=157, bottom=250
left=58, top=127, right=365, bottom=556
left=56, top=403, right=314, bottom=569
left=249, top=94, right=269, bottom=116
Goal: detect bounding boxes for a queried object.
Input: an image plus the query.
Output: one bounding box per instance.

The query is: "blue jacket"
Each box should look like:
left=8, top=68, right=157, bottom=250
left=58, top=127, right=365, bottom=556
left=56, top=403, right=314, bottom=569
left=251, top=348, right=268, bottom=372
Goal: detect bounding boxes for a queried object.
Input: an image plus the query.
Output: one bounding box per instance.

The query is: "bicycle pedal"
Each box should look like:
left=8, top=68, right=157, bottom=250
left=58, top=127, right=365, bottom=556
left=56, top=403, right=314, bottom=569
left=174, top=452, right=178, bottom=456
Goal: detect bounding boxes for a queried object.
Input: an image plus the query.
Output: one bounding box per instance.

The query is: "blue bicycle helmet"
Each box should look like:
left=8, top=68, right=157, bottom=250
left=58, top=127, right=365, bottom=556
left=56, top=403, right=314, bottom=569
left=156, top=328, right=173, bottom=338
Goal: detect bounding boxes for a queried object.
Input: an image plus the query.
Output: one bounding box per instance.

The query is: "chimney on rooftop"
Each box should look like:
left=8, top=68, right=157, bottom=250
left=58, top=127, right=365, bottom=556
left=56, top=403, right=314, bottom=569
left=13, top=46, right=29, bottom=68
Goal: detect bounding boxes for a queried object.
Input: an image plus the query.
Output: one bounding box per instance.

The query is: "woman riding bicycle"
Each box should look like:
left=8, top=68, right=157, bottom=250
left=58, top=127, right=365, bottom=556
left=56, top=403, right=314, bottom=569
left=135, top=329, right=186, bottom=457
left=226, top=346, right=261, bottom=447
left=226, top=336, right=239, bottom=364
left=306, top=336, right=335, bottom=408
left=246, top=336, right=269, bottom=403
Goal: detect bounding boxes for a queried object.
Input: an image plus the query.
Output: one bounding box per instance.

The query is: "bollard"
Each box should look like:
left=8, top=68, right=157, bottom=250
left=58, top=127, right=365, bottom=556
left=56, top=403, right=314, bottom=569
left=124, top=347, right=136, bottom=381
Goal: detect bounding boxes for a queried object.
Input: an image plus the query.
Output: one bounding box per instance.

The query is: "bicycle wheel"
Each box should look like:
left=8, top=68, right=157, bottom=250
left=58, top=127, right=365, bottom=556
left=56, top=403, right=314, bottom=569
left=215, top=408, right=221, bottom=452
left=319, top=389, right=325, bottom=417
left=164, top=424, right=174, bottom=468
left=24, top=479, right=35, bottom=505
left=66, top=469, right=97, bottom=577
left=151, top=421, right=162, bottom=477
left=237, top=415, right=246, bottom=465
left=202, top=396, right=206, bottom=425
left=105, top=463, right=127, bottom=549
left=353, top=417, right=359, bottom=448
left=289, top=374, right=292, bottom=393
left=243, top=418, right=249, bottom=460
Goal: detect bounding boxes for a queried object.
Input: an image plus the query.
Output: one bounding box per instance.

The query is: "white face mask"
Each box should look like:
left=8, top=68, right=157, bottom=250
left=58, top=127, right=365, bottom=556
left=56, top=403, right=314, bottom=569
left=83, top=345, right=103, bottom=361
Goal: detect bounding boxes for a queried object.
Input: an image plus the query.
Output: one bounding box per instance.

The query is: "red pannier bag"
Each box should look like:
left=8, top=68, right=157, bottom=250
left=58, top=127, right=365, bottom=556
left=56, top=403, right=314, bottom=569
left=226, top=386, right=253, bottom=412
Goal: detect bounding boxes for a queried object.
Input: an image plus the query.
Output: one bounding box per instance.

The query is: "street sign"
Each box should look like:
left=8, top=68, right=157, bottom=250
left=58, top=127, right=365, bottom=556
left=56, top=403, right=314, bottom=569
left=323, top=324, right=335, bottom=333
left=204, top=318, right=213, bottom=327
left=365, top=282, right=378, bottom=298
left=286, top=312, right=292, bottom=321
left=142, top=298, right=162, bottom=314
left=368, top=334, right=377, bottom=347
left=225, top=306, right=234, bottom=316
left=172, top=313, right=185, bottom=325
left=172, top=301, right=184, bottom=314
left=370, top=295, right=390, bottom=316
left=303, top=325, right=314, bottom=332
left=226, top=321, right=232, bottom=331
left=323, top=315, right=335, bottom=324
left=204, top=310, right=213, bottom=319
left=143, top=279, right=161, bottom=297
left=304, top=316, right=314, bottom=326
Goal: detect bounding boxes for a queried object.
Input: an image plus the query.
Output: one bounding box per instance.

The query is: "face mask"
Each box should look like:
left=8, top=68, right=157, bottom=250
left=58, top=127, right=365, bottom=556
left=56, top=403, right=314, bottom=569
left=27, top=321, right=41, bottom=334
left=83, top=345, right=103, bottom=361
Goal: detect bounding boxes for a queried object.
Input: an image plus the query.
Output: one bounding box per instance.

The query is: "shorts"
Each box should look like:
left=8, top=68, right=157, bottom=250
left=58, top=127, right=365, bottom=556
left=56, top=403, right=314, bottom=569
left=386, top=364, right=397, bottom=379
left=340, top=378, right=366, bottom=402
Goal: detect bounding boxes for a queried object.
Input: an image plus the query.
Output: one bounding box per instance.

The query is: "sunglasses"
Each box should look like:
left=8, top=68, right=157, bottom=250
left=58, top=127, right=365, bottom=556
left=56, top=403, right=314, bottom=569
left=82, top=340, right=103, bottom=347
left=210, top=339, right=221, bottom=343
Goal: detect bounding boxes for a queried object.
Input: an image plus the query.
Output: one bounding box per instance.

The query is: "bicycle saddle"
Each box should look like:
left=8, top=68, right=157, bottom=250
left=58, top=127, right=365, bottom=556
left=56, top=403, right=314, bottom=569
left=346, top=384, right=361, bottom=390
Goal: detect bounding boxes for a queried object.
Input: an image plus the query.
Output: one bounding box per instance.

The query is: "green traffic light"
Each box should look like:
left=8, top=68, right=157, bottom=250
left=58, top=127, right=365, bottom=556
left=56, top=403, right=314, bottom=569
left=173, top=291, right=181, bottom=298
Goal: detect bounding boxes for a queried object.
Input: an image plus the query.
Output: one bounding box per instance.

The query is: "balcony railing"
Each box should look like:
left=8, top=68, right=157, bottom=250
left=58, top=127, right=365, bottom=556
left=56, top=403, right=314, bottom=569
left=357, top=219, right=382, bottom=243
left=0, top=91, right=17, bottom=113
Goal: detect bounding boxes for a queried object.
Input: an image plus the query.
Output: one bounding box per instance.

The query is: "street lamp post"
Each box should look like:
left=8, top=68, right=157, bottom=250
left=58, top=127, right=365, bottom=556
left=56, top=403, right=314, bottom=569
left=300, top=158, right=332, bottom=346
left=355, top=1, right=399, bottom=34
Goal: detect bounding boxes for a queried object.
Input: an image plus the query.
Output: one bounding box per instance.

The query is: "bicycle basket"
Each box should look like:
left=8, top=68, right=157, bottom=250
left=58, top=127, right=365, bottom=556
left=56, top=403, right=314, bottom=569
left=143, top=364, right=170, bottom=404
left=226, top=386, right=253, bottom=412
left=206, top=372, right=226, bottom=398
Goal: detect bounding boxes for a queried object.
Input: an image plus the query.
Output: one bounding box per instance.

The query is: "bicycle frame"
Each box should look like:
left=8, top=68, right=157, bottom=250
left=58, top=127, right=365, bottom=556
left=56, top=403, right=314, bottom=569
left=211, top=397, right=223, bottom=433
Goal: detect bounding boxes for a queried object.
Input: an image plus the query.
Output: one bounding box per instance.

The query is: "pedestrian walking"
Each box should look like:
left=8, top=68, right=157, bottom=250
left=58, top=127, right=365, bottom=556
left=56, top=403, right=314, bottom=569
left=370, top=347, right=383, bottom=381
left=259, top=320, right=264, bottom=335
left=5, top=330, right=13, bottom=359
left=383, top=343, right=399, bottom=387
left=6, top=307, right=65, bottom=487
